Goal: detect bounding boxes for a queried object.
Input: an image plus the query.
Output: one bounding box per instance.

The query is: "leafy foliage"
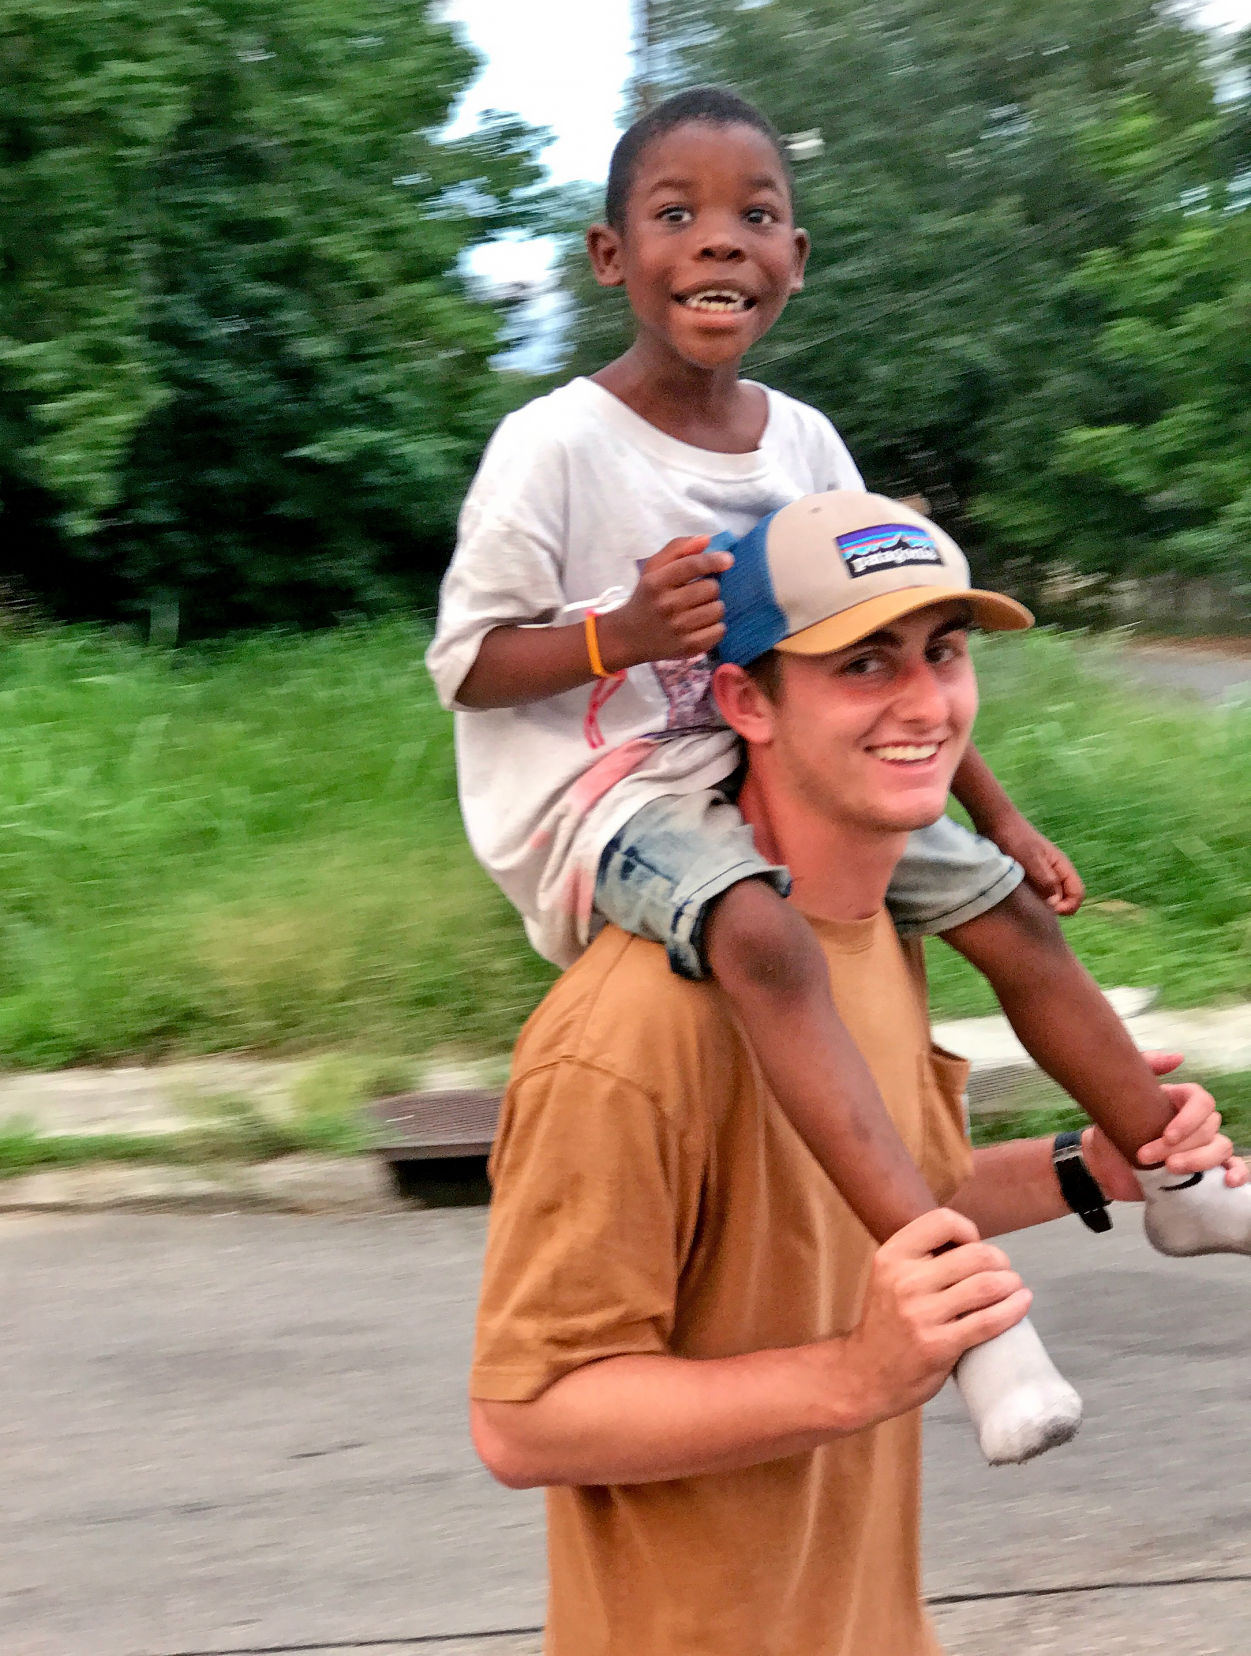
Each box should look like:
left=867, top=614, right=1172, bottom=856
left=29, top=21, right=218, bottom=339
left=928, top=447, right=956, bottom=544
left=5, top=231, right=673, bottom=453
left=0, top=0, right=543, bottom=632
left=563, top=0, right=1246, bottom=600
left=6, top=0, right=1251, bottom=623
left=981, top=170, right=1251, bottom=599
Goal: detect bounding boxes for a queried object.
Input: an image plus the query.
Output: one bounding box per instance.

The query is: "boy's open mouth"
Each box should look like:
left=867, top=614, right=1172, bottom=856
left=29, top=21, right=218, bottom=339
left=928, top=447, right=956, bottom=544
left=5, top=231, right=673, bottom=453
left=674, top=287, right=756, bottom=313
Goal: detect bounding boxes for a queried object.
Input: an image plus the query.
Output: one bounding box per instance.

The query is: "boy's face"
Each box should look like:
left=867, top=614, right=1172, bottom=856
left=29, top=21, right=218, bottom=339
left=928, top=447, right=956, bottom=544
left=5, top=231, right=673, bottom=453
left=587, top=121, right=809, bottom=371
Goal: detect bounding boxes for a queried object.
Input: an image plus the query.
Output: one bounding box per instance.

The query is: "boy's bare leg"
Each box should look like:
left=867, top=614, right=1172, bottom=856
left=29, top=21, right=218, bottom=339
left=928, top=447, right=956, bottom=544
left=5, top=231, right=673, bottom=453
left=947, top=884, right=1251, bottom=1256
left=704, top=878, right=1083, bottom=1463
left=704, top=879, right=935, bottom=1245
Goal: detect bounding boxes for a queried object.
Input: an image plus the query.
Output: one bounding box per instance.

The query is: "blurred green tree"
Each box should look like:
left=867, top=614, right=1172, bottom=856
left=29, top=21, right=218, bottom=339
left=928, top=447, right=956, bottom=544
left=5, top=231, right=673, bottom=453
left=560, top=0, right=1237, bottom=594
left=983, top=179, right=1251, bottom=602
left=0, top=0, right=543, bottom=632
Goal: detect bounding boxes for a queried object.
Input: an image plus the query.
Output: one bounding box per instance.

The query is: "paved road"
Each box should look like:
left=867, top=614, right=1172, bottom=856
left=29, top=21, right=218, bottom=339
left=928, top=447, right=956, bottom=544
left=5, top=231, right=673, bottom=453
left=1115, top=641, right=1251, bottom=706
left=3, top=1208, right=1249, bottom=1655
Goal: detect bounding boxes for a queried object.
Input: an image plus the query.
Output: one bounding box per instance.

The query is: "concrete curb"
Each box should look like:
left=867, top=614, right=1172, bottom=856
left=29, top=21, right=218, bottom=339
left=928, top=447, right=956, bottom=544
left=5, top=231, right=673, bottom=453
left=2, top=990, right=1247, bottom=1213
left=0, top=1154, right=404, bottom=1216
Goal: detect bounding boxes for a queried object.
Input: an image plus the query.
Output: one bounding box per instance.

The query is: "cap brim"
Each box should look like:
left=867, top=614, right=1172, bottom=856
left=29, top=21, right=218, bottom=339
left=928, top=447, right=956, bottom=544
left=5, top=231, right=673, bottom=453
left=773, top=586, right=1033, bottom=657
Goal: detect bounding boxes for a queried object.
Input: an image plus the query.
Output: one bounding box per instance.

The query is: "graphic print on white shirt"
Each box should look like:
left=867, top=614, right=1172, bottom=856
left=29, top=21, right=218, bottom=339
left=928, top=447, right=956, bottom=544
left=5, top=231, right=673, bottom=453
left=650, top=654, right=719, bottom=735
left=426, top=376, right=865, bottom=967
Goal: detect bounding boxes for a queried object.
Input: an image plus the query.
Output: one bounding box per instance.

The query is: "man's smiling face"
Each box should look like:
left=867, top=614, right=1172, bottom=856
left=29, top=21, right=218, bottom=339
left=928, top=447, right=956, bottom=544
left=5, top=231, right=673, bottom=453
left=587, top=120, right=808, bottom=372
left=727, top=601, right=979, bottom=839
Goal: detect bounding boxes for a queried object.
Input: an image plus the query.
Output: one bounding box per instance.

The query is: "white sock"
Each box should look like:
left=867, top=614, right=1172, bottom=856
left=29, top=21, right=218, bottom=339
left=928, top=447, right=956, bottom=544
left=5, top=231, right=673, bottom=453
left=1138, top=1164, right=1251, bottom=1257
left=953, top=1316, right=1083, bottom=1466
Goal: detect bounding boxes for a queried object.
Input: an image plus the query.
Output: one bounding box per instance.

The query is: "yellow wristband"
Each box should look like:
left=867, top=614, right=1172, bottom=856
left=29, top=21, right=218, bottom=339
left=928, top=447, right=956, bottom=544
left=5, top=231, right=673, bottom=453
left=585, top=611, right=612, bottom=679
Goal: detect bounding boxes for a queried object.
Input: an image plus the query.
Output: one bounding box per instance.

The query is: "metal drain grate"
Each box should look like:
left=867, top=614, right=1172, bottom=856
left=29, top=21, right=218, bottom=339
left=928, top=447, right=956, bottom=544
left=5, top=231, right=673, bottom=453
left=368, top=1089, right=502, bottom=1162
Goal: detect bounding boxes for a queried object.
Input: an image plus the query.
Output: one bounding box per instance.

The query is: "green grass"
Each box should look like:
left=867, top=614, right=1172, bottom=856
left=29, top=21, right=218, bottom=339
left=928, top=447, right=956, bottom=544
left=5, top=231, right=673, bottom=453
left=0, top=620, right=554, bottom=1067
left=0, top=1093, right=372, bottom=1180
left=0, top=619, right=1246, bottom=1069
left=971, top=1070, right=1251, bottom=1153
left=925, top=629, right=1251, bottom=1018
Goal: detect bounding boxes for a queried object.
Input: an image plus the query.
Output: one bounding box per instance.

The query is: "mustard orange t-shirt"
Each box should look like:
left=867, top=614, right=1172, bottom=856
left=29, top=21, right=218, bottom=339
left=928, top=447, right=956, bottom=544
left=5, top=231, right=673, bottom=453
left=471, top=911, right=973, bottom=1656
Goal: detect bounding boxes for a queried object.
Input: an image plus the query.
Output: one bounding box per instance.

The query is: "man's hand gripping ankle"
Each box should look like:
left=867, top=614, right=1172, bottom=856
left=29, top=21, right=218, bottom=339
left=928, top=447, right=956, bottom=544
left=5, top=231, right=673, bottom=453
left=837, top=1209, right=1029, bottom=1430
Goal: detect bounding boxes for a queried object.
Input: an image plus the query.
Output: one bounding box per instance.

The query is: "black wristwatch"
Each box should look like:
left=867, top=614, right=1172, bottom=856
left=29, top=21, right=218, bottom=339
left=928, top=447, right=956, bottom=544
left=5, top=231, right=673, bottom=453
left=1052, top=1130, right=1113, bottom=1233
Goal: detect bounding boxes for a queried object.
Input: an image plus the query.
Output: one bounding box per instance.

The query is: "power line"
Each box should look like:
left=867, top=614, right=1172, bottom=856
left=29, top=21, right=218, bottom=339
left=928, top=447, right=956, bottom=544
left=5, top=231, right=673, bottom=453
left=752, top=136, right=1226, bottom=368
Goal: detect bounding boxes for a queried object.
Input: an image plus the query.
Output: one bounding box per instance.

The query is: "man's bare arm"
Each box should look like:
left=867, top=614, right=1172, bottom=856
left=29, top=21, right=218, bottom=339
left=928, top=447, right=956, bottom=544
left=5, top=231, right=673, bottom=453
left=948, top=1138, right=1072, bottom=1239
left=471, top=1210, right=1028, bottom=1489
left=474, top=1346, right=865, bottom=1489
left=951, top=1071, right=1240, bottom=1239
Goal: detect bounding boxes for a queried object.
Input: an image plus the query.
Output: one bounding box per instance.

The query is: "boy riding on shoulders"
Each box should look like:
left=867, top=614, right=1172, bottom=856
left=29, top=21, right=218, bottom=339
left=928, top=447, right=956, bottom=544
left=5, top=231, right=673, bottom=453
left=428, top=87, right=1251, bottom=1466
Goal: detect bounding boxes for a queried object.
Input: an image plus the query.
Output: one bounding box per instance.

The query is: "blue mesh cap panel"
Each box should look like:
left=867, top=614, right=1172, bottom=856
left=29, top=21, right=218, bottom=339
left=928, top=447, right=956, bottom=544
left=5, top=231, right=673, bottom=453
left=711, top=511, right=788, bottom=666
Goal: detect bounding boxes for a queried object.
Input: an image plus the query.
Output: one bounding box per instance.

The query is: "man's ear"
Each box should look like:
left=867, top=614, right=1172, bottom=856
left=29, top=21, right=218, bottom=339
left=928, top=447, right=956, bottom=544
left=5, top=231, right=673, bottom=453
left=586, top=222, right=625, bottom=289
left=789, top=227, right=811, bottom=295
left=713, top=662, right=776, bottom=744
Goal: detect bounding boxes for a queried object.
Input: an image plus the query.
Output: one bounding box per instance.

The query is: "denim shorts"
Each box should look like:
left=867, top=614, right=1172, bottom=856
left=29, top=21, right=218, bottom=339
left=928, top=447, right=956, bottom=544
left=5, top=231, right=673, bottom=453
left=595, top=789, right=1023, bottom=981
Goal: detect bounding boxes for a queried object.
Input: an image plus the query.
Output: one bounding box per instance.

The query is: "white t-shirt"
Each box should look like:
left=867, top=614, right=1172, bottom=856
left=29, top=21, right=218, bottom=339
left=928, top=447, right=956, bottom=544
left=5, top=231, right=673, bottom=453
left=425, top=376, right=865, bottom=967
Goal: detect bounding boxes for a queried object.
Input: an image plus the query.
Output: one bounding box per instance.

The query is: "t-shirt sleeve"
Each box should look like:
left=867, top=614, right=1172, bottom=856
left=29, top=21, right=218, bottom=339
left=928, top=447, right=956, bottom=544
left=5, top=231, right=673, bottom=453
left=424, top=405, right=571, bottom=710
left=771, top=392, right=865, bottom=494
left=470, top=1059, right=702, bottom=1402
left=809, top=408, right=865, bottom=493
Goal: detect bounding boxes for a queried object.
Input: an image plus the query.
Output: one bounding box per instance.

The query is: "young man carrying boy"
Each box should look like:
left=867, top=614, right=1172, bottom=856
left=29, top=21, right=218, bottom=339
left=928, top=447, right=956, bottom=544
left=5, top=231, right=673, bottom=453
left=428, top=87, right=1251, bottom=1460
left=469, top=506, right=1236, bottom=1656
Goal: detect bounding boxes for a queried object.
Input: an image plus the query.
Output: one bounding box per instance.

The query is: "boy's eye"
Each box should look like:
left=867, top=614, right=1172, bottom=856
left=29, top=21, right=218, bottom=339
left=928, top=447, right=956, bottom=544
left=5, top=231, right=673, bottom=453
left=657, top=205, right=692, bottom=225
left=744, top=207, right=777, bottom=226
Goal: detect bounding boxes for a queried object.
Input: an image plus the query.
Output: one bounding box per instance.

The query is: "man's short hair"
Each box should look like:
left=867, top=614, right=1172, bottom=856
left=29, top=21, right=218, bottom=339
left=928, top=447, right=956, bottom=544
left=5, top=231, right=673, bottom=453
left=604, top=86, right=794, bottom=231
left=743, top=648, right=784, bottom=701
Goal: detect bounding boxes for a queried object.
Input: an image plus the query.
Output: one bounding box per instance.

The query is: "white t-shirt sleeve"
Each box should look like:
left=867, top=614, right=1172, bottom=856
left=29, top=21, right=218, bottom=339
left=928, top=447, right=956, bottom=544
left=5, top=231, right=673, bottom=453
left=425, top=408, right=571, bottom=711
left=804, top=405, right=866, bottom=493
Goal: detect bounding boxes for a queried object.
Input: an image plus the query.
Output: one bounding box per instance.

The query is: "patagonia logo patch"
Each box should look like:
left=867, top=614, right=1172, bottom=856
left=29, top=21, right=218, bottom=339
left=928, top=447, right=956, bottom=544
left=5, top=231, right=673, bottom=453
left=837, top=524, right=944, bottom=579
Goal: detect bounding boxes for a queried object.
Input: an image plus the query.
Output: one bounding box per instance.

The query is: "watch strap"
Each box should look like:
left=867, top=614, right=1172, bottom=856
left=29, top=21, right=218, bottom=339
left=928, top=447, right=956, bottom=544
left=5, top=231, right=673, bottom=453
left=1053, top=1130, right=1112, bottom=1232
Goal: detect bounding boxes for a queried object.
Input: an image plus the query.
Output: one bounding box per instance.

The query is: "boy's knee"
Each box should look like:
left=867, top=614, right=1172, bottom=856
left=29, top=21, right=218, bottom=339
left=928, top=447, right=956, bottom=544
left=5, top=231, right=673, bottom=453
left=704, top=878, right=822, bottom=998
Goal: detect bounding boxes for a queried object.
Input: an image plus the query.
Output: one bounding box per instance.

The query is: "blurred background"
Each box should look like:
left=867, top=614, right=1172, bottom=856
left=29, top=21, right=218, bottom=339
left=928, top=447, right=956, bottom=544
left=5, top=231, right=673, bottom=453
left=6, top=0, right=1251, bottom=636
left=0, top=0, right=1249, bottom=1091
left=5, top=19, right=1251, bottom=1653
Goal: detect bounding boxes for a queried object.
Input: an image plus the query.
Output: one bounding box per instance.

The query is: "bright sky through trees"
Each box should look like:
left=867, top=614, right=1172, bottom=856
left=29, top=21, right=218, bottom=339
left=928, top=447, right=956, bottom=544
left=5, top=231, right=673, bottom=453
left=450, top=0, right=1249, bottom=200
left=449, top=0, right=1249, bottom=311
left=445, top=0, right=632, bottom=187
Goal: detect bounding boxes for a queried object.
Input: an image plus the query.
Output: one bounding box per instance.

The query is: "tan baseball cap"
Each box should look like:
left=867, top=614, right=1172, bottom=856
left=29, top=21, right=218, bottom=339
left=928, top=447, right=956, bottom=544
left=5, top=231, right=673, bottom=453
left=710, top=491, right=1032, bottom=665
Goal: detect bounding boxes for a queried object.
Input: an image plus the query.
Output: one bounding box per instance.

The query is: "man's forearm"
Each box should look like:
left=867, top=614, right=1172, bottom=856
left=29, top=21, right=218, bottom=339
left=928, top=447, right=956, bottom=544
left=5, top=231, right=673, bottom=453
left=472, top=1342, right=870, bottom=1490
left=951, top=1138, right=1071, bottom=1237
left=472, top=1215, right=1033, bottom=1491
